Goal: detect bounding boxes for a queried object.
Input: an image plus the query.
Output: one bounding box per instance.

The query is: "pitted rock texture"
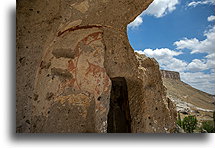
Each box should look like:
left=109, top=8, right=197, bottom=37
left=16, top=0, right=176, bottom=133
left=160, top=70, right=181, bottom=80
left=134, top=53, right=177, bottom=132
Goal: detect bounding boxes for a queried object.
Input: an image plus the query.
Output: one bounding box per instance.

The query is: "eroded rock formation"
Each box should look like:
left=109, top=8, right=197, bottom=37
left=161, top=70, right=181, bottom=80
left=16, top=0, right=176, bottom=133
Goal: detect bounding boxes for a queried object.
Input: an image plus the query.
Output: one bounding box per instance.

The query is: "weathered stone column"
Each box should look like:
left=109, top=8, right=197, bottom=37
left=17, top=0, right=176, bottom=133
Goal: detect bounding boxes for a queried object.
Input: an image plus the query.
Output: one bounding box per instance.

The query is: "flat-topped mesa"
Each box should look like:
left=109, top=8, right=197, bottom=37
left=17, top=0, right=176, bottom=133
left=160, top=70, right=181, bottom=81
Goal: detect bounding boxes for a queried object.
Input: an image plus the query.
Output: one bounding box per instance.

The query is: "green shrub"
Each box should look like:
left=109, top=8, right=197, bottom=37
left=182, top=115, right=197, bottom=133
left=201, top=121, right=215, bottom=133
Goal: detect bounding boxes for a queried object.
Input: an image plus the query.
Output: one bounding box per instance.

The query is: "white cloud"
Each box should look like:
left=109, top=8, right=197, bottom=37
left=164, top=51, right=215, bottom=72
left=188, top=0, right=215, bottom=7
left=143, top=48, right=182, bottom=57
left=140, top=48, right=215, bottom=72
left=205, top=53, right=215, bottom=71
left=160, top=57, right=187, bottom=72
left=143, top=0, right=179, bottom=18
left=128, top=16, right=143, bottom=28
left=181, top=72, right=215, bottom=94
left=186, top=59, right=208, bottom=71
left=208, top=15, right=215, bottom=21
left=174, top=26, right=215, bottom=54
left=128, top=0, right=179, bottom=28
left=136, top=48, right=187, bottom=72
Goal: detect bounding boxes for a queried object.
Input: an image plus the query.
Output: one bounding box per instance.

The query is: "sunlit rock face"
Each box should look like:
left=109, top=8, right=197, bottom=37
left=161, top=70, right=181, bottom=80
left=16, top=0, right=176, bottom=133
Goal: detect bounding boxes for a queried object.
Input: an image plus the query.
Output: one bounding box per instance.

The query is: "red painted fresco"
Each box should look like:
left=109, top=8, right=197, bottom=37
left=85, top=60, right=105, bottom=76
left=57, top=25, right=103, bottom=37
left=68, top=60, right=76, bottom=72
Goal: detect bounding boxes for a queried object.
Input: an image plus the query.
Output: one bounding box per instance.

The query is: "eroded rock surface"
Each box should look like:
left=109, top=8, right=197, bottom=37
left=16, top=0, right=176, bottom=133
left=161, top=70, right=181, bottom=80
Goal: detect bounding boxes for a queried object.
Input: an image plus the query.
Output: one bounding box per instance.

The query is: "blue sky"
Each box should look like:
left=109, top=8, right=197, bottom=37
left=127, top=0, right=215, bottom=95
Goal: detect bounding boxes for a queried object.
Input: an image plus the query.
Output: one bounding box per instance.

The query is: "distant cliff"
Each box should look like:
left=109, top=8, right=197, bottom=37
left=160, top=70, right=180, bottom=80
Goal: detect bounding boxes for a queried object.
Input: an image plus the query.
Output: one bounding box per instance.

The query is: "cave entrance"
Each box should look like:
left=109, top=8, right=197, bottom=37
left=107, top=77, right=131, bottom=133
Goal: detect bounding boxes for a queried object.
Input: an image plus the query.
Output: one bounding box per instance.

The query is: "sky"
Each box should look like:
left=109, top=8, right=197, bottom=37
left=127, top=0, right=215, bottom=95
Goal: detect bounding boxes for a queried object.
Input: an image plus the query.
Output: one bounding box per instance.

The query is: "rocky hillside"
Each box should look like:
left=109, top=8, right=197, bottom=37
left=161, top=70, right=215, bottom=122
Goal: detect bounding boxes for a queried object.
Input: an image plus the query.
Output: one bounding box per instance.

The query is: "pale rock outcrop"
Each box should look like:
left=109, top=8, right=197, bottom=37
left=160, top=70, right=181, bottom=80
left=16, top=0, right=176, bottom=133
left=134, top=53, right=176, bottom=132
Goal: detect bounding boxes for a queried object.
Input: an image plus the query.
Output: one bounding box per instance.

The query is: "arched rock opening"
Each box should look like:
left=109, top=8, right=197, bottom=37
left=107, top=77, right=131, bottom=133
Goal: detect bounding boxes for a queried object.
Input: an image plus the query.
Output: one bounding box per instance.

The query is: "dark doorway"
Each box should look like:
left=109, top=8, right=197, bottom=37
left=107, top=77, right=131, bottom=133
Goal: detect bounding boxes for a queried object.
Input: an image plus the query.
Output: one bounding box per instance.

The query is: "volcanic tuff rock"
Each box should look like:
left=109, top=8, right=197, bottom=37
left=16, top=0, right=176, bottom=133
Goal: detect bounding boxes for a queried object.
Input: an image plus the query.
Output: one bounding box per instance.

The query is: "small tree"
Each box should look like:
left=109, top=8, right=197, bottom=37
left=201, top=121, right=214, bottom=133
left=182, top=115, right=197, bottom=133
